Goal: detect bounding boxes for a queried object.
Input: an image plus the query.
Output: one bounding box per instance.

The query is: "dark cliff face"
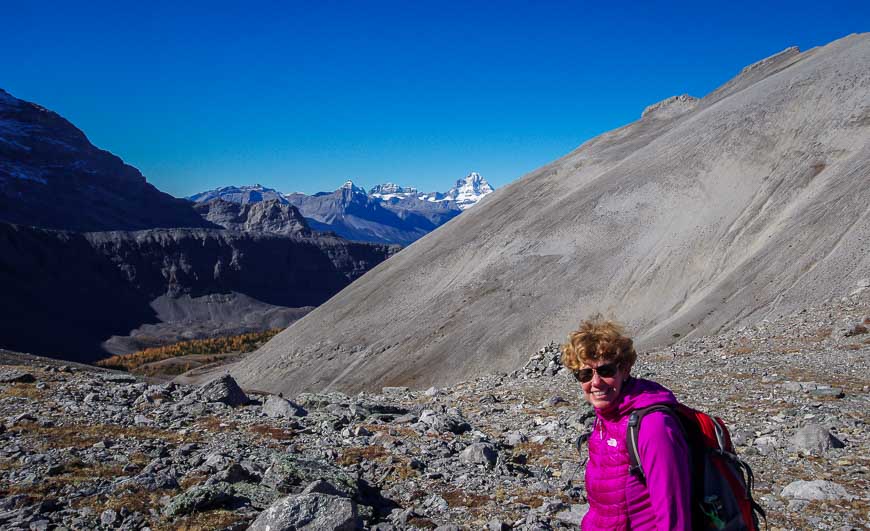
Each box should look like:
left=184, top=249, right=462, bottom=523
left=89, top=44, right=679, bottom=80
left=0, top=222, right=399, bottom=362
left=0, top=89, right=213, bottom=231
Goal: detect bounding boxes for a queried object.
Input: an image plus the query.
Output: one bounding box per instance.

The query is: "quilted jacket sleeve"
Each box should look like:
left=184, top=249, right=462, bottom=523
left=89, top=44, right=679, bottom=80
left=637, top=411, right=691, bottom=531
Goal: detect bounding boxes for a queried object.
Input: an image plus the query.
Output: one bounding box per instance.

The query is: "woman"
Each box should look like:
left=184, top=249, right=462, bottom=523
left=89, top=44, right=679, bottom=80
left=562, top=317, right=691, bottom=531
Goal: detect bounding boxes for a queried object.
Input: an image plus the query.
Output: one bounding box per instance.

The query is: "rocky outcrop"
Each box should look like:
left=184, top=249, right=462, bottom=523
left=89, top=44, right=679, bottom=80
left=0, top=222, right=398, bottom=361
left=193, top=198, right=311, bottom=234
left=640, top=94, right=698, bottom=119
left=0, top=88, right=213, bottom=232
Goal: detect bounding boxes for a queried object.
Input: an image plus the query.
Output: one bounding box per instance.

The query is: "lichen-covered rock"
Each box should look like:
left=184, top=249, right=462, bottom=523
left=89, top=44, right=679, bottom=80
left=248, top=493, right=362, bottom=531
left=162, top=482, right=235, bottom=516
left=261, top=455, right=359, bottom=498
left=231, top=481, right=281, bottom=510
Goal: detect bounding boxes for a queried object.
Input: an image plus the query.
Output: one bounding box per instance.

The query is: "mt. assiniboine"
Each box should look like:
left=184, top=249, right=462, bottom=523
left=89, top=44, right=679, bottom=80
left=188, top=172, right=494, bottom=245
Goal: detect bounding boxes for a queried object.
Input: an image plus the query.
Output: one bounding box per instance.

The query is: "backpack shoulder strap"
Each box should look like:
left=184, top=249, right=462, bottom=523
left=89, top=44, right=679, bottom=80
left=626, top=404, right=680, bottom=482
left=575, top=416, right=595, bottom=464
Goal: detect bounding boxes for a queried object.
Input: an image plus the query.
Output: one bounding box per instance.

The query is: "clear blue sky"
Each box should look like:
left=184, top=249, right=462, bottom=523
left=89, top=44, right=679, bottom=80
left=1, top=1, right=867, bottom=197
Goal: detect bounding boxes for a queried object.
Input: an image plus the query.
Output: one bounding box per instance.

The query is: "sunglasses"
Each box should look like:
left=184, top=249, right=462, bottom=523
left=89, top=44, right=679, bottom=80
left=573, top=362, right=619, bottom=383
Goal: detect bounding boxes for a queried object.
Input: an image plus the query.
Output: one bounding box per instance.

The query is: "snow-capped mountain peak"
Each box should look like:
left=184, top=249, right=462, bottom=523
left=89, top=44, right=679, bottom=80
left=443, top=172, right=494, bottom=210
left=340, top=180, right=367, bottom=195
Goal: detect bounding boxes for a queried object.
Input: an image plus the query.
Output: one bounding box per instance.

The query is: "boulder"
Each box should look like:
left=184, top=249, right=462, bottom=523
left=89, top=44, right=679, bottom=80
left=781, top=480, right=853, bottom=501
left=419, top=409, right=471, bottom=434
left=505, top=431, right=527, bottom=446
left=261, top=455, right=359, bottom=499
left=459, top=443, right=498, bottom=468
left=788, top=424, right=845, bottom=453
left=102, top=373, right=137, bottom=384
left=263, top=395, right=307, bottom=418
left=248, top=493, right=362, bottom=531
left=190, top=374, right=249, bottom=407
left=0, top=372, right=36, bottom=384
left=162, top=482, right=235, bottom=516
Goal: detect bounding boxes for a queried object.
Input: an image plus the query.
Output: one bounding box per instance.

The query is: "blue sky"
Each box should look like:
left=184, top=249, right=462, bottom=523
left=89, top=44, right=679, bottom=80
left=1, top=1, right=867, bottom=197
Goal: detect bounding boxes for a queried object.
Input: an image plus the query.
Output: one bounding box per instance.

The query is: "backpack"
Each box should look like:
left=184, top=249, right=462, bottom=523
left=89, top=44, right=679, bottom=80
left=627, top=403, right=766, bottom=531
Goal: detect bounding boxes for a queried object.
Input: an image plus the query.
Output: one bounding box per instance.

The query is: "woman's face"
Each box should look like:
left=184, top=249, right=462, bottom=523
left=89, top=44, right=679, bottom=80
left=576, top=359, right=630, bottom=412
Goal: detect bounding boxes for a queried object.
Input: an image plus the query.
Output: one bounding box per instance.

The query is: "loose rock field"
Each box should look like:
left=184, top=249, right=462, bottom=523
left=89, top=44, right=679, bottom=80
left=0, top=290, right=868, bottom=529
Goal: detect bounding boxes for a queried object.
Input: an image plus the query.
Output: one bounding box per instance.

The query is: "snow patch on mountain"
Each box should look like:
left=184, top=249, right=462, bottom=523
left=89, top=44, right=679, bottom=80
left=369, top=182, right=419, bottom=200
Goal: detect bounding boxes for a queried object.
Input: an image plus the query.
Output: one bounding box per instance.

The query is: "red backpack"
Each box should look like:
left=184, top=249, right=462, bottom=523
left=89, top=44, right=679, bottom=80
left=626, top=403, right=766, bottom=531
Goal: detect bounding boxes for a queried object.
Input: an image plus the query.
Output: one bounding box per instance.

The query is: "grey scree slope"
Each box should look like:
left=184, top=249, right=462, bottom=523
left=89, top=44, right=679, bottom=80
left=233, top=33, right=870, bottom=396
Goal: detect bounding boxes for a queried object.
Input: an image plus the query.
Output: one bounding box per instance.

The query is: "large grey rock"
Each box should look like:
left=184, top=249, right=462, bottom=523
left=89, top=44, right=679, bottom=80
left=261, top=455, right=359, bottom=498
left=189, top=374, right=249, bottom=407
left=247, top=493, right=362, bottom=531
left=419, top=409, right=471, bottom=434
left=263, top=395, right=307, bottom=418
left=0, top=372, right=36, bottom=384
left=780, top=480, right=853, bottom=501
left=788, top=424, right=845, bottom=453
left=459, top=443, right=498, bottom=468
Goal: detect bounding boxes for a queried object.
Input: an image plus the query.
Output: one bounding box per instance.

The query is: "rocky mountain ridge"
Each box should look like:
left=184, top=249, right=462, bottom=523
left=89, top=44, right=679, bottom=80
left=0, top=89, right=212, bottom=232
left=0, top=288, right=866, bottom=529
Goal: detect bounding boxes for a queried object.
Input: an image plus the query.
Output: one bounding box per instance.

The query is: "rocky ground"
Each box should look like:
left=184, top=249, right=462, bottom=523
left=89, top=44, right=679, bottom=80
left=0, top=289, right=868, bottom=530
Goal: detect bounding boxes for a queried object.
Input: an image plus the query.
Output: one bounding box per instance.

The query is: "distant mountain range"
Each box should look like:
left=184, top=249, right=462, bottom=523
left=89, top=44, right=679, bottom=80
left=187, top=173, right=494, bottom=245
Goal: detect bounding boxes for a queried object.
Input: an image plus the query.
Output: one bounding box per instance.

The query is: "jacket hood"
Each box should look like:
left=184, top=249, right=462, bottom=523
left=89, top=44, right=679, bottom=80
left=600, top=377, right=678, bottom=419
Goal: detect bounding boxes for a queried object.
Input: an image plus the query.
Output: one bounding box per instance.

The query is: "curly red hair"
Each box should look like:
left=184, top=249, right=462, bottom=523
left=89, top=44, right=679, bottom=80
left=561, top=316, right=637, bottom=371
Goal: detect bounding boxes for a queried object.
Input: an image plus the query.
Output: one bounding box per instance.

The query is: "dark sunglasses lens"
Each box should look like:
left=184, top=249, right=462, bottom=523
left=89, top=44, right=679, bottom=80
left=574, top=364, right=618, bottom=383
left=575, top=369, right=593, bottom=382
left=597, top=364, right=617, bottom=378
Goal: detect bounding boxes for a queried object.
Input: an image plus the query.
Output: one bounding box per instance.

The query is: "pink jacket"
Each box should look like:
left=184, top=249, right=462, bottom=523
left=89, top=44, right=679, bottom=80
left=582, top=378, right=691, bottom=531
